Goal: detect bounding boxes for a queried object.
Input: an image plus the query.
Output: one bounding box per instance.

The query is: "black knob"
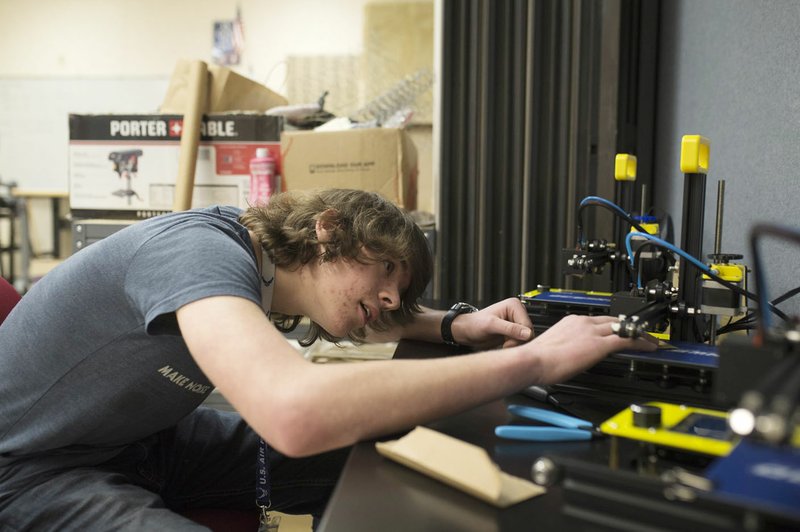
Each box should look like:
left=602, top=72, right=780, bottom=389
left=631, top=404, right=662, bottom=429
left=707, top=253, right=743, bottom=263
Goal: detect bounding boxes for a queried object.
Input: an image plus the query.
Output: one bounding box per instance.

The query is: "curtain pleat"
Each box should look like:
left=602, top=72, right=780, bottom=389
left=439, top=0, right=658, bottom=306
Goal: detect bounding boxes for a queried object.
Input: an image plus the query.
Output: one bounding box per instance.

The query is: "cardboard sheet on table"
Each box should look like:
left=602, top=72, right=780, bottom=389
left=375, top=426, right=545, bottom=508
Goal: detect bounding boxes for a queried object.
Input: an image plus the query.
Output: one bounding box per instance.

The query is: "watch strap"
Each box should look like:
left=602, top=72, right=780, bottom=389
left=441, top=302, right=479, bottom=346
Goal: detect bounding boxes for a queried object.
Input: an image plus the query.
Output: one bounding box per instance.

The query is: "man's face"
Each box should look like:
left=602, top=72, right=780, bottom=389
left=307, top=250, right=411, bottom=338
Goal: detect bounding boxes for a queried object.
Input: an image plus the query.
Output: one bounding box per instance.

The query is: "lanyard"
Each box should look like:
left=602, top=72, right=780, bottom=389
left=256, top=437, right=271, bottom=507
left=260, top=248, right=275, bottom=316
left=256, top=246, right=280, bottom=530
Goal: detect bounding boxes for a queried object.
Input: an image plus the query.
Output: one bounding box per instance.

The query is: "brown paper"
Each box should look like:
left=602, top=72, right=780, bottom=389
left=161, top=60, right=287, bottom=114
left=376, top=426, right=545, bottom=507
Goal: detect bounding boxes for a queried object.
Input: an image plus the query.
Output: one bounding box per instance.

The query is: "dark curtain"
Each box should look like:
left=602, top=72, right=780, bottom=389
left=438, top=0, right=659, bottom=306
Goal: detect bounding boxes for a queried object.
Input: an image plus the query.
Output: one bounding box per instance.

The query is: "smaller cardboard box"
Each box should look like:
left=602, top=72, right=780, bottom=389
left=280, top=128, right=418, bottom=211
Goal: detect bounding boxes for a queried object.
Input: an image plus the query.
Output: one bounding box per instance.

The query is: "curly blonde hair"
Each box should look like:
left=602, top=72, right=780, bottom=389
left=239, top=189, right=432, bottom=345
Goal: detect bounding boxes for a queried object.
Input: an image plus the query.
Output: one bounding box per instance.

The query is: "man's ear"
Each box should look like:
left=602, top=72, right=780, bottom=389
left=315, top=209, right=339, bottom=242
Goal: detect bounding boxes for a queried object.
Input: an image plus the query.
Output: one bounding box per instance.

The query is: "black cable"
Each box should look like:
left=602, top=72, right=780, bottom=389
left=750, top=224, right=800, bottom=332
left=702, top=262, right=789, bottom=322
left=772, top=284, right=800, bottom=306
left=630, top=239, right=789, bottom=322
left=722, top=324, right=756, bottom=334
left=520, top=385, right=581, bottom=418
left=718, top=313, right=757, bottom=335
left=719, top=312, right=756, bottom=328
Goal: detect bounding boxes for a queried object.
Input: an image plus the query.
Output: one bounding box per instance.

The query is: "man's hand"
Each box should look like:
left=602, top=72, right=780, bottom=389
left=451, top=297, right=535, bottom=350
left=521, top=314, right=658, bottom=384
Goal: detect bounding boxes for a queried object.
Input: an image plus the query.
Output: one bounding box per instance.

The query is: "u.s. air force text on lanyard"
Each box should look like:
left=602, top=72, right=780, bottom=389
left=257, top=248, right=281, bottom=532
left=257, top=437, right=280, bottom=531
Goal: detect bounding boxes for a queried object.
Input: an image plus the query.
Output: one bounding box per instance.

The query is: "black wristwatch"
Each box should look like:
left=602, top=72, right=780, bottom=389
left=441, top=302, right=479, bottom=346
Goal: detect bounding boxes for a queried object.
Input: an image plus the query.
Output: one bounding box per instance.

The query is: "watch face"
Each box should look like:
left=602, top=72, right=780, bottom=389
left=451, top=302, right=478, bottom=313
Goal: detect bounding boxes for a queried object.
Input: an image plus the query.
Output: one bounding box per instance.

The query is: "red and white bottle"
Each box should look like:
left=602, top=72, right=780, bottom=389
left=248, top=147, right=276, bottom=206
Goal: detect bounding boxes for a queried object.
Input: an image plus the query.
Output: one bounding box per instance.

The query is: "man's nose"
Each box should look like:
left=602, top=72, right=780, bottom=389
left=379, top=284, right=401, bottom=311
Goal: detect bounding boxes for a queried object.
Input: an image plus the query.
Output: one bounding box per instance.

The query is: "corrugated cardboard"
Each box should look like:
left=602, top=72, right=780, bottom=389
left=161, top=60, right=288, bottom=114
left=280, top=128, right=418, bottom=211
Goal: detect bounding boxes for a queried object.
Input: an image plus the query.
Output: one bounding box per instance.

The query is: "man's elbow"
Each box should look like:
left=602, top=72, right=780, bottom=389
left=261, top=398, right=343, bottom=458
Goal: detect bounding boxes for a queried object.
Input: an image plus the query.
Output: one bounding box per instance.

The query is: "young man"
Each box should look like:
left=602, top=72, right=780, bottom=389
left=0, top=189, right=654, bottom=530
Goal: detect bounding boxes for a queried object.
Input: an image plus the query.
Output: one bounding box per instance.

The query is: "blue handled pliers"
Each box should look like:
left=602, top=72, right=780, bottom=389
left=495, top=404, right=601, bottom=442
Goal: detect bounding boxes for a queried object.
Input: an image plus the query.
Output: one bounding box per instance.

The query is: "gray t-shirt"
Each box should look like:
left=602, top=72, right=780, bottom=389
left=0, top=206, right=262, bottom=466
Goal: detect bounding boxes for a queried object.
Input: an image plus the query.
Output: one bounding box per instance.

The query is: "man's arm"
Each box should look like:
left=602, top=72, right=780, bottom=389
left=177, top=295, right=654, bottom=458
left=366, top=297, right=534, bottom=348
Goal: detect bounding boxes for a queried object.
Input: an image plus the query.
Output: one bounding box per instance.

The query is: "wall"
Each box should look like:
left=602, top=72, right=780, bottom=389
left=0, top=0, right=365, bottom=84
left=654, top=0, right=800, bottom=316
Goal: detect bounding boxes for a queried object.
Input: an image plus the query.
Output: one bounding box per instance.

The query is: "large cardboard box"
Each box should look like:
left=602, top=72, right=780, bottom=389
left=281, top=128, right=418, bottom=211
left=69, top=113, right=283, bottom=217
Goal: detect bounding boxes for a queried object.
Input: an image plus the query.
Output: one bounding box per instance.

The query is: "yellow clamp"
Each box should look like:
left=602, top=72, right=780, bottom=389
left=630, top=223, right=659, bottom=235
left=704, top=263, right=744, bottom=282
left=680, top=135, right=711, bottom=173
left=614, top=154, right=637, bottom=181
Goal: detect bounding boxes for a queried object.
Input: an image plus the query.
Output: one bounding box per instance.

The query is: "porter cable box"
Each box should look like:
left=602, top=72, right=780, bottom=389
left=281, top=127, right=418, bottom=211
left=69, top=113, right=283, bottom=218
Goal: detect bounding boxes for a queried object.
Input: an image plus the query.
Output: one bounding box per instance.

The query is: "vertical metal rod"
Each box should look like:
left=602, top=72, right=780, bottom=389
left=640, top=184, right=647, bottom=217
left=710, top=180, right=725, bottom=347
left=714, top=180, right=726, bottom=256
left=565, top=0, right=581, bottom=250
left=475, top=0, right=490, bottom=305
left=520, top=0, right=535, bottom=295
left=596, top=0, right=621, bottom=224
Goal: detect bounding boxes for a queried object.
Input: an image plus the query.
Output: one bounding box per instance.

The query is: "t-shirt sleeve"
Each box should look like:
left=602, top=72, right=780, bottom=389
left=123, top=220, right=262, bottom=335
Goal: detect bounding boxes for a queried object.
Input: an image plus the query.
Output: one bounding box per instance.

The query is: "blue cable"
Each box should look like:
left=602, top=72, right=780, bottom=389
left=625, top=232, right=713, bottom=288
left=579, top=196, right=630, bottom=217
left=578, top=196, right=638, bottom=245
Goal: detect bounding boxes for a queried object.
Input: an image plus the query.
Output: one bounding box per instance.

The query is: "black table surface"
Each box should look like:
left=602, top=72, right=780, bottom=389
left=317, top=340, right=639, bottom=532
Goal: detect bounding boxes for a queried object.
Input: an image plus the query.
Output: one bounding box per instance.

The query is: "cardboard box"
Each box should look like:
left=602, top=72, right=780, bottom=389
left=68, top=113, right=282, bottom=217
left=280, top=128, right=418, bottom=211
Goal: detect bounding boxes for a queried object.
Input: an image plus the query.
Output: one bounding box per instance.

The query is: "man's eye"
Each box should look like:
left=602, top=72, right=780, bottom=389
left=384, top=261, right=395, bottom=273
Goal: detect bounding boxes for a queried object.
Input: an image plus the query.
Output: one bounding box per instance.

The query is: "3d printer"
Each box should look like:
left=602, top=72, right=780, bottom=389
left=522, top=136, right=795, bottom=407
left=528, top=222, right=800, bottom=530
